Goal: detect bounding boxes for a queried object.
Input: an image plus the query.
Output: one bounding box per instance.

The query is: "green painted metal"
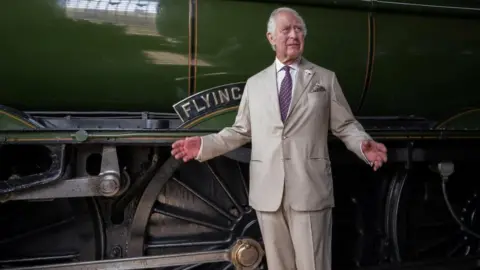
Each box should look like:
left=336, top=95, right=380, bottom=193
left=0, top=0, right=189, bottom=112
left=192, top=0, right=369, bottom=128
left=185, top=111, right=239, bottom=129
left=362, top=12, right=480, bottom=122
left=0, top=0, right=479, bottom=130
left=0, top=112, right=35, bottom=130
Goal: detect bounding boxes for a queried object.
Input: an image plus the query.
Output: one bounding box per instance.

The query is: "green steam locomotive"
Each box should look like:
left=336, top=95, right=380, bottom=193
left=0, top=0, right=480, bottom=269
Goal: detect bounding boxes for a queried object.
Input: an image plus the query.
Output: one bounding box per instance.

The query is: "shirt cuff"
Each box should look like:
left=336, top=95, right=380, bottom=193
left=360, top=141, right=371, bottom=165
left=195, top=137, right=203, bottom=160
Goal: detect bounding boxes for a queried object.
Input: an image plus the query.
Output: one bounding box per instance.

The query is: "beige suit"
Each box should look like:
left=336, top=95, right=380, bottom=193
left=197, top=57, right=371, bottom=269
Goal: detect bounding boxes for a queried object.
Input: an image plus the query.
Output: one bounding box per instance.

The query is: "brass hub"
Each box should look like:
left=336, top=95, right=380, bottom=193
left=229, top=238, right=264, bottom=269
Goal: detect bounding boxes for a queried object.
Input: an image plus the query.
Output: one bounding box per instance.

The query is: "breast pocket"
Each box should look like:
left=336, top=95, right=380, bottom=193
left=307, top=90, right=328, bottom=112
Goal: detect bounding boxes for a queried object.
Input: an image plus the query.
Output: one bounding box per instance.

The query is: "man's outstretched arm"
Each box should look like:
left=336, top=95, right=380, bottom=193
left=171, top=82, right=252, bottom=163
left=196, top=83, right=252, bottom=162
left=328, top=72, right=387, bottom=170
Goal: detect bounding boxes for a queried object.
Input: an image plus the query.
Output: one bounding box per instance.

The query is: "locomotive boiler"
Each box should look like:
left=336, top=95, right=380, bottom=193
left=0, top=0, right=480, bottom=269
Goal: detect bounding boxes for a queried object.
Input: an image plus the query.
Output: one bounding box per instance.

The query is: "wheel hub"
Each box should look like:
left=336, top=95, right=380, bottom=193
left=230, top=238, right=264, bottom=269
left=128, top=156, right=267, bottom=269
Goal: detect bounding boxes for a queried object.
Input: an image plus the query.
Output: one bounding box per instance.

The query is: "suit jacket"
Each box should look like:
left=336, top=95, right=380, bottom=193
left=197, top=57, right=371, bottom=212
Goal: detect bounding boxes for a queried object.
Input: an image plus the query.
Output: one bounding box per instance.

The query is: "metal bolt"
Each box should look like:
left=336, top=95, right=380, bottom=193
left=110, top=246, right=122, bottom=258
left=74, top=129, right=89, bottom=142
left=99, top=174, right=120, bottom=196
left=230, top=207, right=239, bottom=216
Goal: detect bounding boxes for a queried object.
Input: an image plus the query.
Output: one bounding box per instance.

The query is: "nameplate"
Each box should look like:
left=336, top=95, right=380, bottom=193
left=173, top=82, right=246, bottom=123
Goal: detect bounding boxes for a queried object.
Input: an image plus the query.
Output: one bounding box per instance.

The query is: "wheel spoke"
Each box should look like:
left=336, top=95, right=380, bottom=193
left=447, top=237, right=469, bottom=257
left=0, top=252, right=79, bottom=265
left=386, top=164, right=480, bottom=262
left=415, top=231, right=460, bottom=255
left=236, top=162, right=249, bottom=200
left=171, top=177, right=236, bottom=221
left=146, top=233, right=232, bottom=249
left=206, top=161, right=243, bottom=215
left=152, top=203, right=231, bottom=232
left=220, top=262, right=234, bottom=270
left=0, top=217, right=75, bottom=245
left=0, top=198, right=104, bottom=268
left=415, top=220, right=456, bottom=229
left=171, top=264, right=202, bottom=270
left=129, top=156, right=265, bottom=269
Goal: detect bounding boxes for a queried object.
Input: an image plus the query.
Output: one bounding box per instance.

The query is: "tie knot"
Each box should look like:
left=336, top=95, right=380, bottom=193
left=282, top=65, right=290, bottom=72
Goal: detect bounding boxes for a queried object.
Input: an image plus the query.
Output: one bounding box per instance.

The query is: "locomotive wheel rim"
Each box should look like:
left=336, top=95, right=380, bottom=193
left=385, top=164, right=480, bottom=262
left=127, top=156, right=267, bottom=269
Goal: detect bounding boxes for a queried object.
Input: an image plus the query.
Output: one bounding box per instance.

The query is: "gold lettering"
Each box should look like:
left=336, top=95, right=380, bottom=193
left=181, top=102, right=191, bottom=118
left=192, top=99, right=206, bottom=112
left=218, top=89, right=230, bottom=103
left=200, top=93, right=211, bottom=108
left=231, top=87, right=241, bottom=100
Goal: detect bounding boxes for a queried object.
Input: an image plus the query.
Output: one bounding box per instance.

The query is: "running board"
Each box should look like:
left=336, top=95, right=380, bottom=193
left=5, top=238, right=264, bottom=270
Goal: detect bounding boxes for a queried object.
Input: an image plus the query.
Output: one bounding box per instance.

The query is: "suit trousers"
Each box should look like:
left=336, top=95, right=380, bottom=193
left=255, top=194, right=332, bottom=270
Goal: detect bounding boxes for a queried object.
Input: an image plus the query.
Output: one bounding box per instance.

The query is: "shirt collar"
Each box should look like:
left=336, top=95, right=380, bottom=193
left=275, top=57, right=301, bottom=73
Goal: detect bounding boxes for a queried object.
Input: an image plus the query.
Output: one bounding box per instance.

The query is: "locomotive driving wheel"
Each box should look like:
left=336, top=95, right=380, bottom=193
left=385, top=162, right=480, bottom=263
left=128, top=155, right=267, bottom=269
left=0, top=198, right=104, bottom=269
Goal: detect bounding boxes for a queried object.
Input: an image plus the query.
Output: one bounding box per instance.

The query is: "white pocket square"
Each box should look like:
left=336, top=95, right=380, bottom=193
left=311, top=82, right=326, bottom=92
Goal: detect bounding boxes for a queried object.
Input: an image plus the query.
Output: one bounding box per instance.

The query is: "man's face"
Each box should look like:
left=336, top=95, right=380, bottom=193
left=267, top=11, right=305, bottom=63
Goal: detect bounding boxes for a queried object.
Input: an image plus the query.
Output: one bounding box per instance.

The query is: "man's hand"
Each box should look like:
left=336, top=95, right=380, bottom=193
left=362, top=140, right=388, bottom=171
left=171, top=136, right=201, bottom=162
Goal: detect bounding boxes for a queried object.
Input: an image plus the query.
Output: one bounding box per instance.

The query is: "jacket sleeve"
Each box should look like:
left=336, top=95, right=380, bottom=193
left=196, top=82, right=252, bottom=162
left=329, top=72, right=371, bottom=164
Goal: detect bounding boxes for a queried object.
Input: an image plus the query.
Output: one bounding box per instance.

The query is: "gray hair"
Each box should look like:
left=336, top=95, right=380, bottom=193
left=267, top=7, right=307, bottom=50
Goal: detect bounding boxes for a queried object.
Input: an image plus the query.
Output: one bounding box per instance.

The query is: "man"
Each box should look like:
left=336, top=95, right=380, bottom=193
left=171, top=7, right=387, bottom=270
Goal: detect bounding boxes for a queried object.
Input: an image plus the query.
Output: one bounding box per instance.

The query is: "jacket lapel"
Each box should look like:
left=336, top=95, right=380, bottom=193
left=264, top=62, right=284, bottom=125
left=287, top=58, right=315, bottom=121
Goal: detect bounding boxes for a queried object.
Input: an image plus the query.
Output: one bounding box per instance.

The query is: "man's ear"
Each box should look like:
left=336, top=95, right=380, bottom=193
left=266, top=32, right=275, bottom=46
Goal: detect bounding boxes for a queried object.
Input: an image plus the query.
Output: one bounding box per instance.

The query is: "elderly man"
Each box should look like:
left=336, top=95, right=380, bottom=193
left=171, top=6, right=387, bottom=270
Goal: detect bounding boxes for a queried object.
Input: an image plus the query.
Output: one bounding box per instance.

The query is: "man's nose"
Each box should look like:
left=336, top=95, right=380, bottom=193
left=288, top=29, right=298, bottom=38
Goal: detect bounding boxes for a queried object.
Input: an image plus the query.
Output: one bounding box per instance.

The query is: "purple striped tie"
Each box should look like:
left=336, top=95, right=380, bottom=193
left=279, top=65, right=292, bottom=122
